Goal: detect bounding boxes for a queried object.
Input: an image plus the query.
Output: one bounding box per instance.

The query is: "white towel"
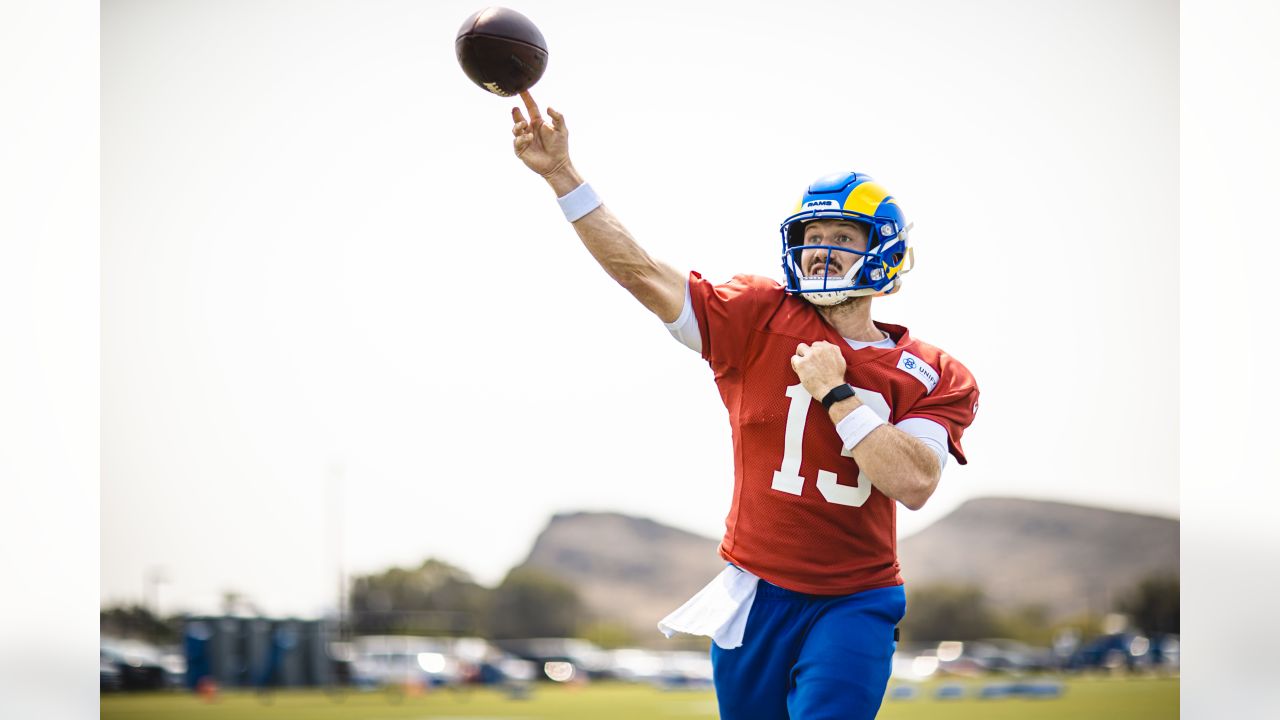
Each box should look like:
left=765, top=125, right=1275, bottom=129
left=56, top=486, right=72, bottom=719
left=657, top=564, right=760, bottom=650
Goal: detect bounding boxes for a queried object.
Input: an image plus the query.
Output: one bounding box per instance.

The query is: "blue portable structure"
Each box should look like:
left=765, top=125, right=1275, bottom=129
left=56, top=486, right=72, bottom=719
left=183, top=616, right=336, bottom=689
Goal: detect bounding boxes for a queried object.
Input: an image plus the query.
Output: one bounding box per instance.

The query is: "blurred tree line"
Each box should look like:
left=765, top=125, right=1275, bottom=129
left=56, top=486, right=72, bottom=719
left=900, top=573, right=1179, bottom=644
left=349, top=559, right=588, bottom=640
left=100, top=604, right=182, bottom=645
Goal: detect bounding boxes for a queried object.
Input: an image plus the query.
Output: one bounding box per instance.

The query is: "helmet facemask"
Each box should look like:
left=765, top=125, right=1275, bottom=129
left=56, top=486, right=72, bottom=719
left=781, top=214, right=914, bottom=305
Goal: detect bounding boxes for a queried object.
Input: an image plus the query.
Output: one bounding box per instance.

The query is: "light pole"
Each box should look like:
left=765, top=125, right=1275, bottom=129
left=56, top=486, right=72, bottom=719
left=145, top=566, right=168, bottom=616
left=327, top=462, right=346, bottom=639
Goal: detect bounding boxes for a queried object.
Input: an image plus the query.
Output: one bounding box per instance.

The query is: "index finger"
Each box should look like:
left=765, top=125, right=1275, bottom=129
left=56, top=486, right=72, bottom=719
left=520, top=90, right=542, bottom=123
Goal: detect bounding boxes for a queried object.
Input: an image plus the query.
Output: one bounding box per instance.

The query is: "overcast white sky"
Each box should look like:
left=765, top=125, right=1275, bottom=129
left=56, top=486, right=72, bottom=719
left=101, top=0, right=1177, bottom=617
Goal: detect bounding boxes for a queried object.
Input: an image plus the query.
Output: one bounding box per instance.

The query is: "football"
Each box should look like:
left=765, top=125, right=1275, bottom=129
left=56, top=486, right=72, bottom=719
left=455, top=7, right=548, bottom=97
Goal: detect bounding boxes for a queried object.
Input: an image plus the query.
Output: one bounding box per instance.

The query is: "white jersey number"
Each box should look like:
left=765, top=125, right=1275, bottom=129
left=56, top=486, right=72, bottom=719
left=769, top=383, right=891, bottom=507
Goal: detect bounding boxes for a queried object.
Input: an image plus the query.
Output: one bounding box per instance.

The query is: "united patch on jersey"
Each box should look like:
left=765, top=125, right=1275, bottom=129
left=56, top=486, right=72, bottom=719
left=896, top=351, right=939, bottom=393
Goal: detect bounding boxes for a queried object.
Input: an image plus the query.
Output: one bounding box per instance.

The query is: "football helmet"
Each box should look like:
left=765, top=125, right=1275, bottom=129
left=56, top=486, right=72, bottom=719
left=780, top=171, right=914, bottom=305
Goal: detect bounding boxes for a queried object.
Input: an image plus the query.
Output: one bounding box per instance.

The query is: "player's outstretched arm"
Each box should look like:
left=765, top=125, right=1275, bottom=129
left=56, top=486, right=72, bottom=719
left=511, top=92, right=685, bottom=323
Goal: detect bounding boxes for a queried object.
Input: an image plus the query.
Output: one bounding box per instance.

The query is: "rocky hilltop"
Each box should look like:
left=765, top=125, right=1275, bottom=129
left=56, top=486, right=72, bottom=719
left=515, top=511, right=723, bottom=637
left=512, top=498, right=1178, bottom=636
left=897, top=497, right=1178, bottom=618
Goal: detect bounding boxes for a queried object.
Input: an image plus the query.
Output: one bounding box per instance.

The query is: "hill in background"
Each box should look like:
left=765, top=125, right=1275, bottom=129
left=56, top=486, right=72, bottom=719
left=897, top=497, right=1178, bottom=619
left=514, top=511, right=724, bottom=638
left=512, top=498, right=1178, bottom=637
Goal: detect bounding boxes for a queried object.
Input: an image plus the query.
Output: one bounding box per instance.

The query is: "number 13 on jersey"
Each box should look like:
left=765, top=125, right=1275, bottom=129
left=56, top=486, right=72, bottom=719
left=771, top=383, right=891, bottom=507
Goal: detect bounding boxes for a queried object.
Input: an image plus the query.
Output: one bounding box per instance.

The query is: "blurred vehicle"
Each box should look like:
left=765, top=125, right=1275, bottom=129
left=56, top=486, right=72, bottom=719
left=101, top=638, right=183, bottom=691
left=1066, top=632, right=1175, bottom=672
left=894, top=639, right=1055, bottom=680
left=493, top=638, right=608, bottom=683
left=327, top=640, right=357, bottom=686
left=476, top=653, right=539, bottom=685
left=349, top=635, right=464, bottom=689
left=598, top=648, right=713, bottom=688
left=889, top=642, right=942, bottom=682
left=159, top=651, right=186, bottom=687
left=1152, top=634, right=1180, bottom=670
left=656, top=650, right=714, bottom=689
left=947, top=639, right=1056, bottom=674
left=604, top=648, right=665, bottom=683
left=100, top=651, right=122, bottom=693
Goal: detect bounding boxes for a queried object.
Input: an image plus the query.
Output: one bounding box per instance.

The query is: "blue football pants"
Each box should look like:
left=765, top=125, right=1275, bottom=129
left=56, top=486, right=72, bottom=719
left=710, top=581, right=906, bottom=720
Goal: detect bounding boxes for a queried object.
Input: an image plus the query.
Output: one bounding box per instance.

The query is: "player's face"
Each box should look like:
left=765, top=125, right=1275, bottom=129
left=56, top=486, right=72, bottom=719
left=799, top=220, right=869, bottom=277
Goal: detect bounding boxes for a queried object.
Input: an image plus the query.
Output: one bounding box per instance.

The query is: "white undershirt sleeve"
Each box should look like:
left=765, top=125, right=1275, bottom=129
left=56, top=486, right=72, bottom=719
left=664, top=279, right=702, bottom=354
left=895, top=417, right=949, bottom=471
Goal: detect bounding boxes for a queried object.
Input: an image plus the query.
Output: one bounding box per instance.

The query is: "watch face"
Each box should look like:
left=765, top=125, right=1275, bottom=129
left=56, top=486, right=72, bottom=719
left=823, top=384, right=855, bottom=409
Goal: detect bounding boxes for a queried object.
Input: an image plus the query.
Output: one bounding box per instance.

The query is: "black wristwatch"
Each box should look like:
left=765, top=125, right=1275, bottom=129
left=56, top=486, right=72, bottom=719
left=820, top=383, right=856, bottom=410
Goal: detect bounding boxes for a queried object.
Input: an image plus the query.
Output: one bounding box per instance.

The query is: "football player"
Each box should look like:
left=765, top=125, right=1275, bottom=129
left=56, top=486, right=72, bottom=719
left=510, top=91, right=978, bottom=720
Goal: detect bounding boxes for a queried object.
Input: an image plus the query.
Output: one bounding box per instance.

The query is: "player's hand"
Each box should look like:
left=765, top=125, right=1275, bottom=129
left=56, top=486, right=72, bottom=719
left=791, top=341, right=848, bottom=400
left=512, top=91, right=570, bottom=178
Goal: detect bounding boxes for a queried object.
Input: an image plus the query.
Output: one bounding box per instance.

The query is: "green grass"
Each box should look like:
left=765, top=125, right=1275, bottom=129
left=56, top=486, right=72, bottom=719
left=101, top=676, right=1177, bottom=720
left=880, top=676, right=1178, bottom=720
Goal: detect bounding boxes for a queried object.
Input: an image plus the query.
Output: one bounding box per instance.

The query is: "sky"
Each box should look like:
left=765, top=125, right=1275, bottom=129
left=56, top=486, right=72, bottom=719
left=100, top=0, right=1178, bottom=617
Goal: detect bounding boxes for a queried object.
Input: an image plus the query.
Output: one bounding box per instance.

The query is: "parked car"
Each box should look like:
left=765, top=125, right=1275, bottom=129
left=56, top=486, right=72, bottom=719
left=492, top=638, right=609, bottom=683
left=349, top=635, right=464, bottom=689
left=656, top=650, right=714, bottom=689
left=100, top=638, right=182, bottom=691
left=1067, top=632, right=1172, bottom=672
left=100, top=651, right=122, bottom=693
left=958, top=639, right=1056, bottom=674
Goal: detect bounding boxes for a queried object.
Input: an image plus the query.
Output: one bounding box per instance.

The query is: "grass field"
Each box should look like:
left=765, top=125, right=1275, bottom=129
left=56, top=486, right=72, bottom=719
left=102, top=676, right=1178, bottom=719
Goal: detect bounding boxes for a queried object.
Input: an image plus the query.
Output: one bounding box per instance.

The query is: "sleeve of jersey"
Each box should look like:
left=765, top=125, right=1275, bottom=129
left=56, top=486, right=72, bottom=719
left=686, top=271, right=777, bottom=369
left=898, top=358, right=980, bottom=465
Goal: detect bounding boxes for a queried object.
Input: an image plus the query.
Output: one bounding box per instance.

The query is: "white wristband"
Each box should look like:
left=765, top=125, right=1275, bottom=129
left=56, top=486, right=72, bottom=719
left=835, top=404, right=888, bottom=451
left=557, top=182, right=602, bottom=222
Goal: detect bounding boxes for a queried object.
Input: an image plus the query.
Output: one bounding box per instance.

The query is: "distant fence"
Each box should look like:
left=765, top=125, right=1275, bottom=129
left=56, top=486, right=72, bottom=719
left=183, top=616, right=336, bottom=689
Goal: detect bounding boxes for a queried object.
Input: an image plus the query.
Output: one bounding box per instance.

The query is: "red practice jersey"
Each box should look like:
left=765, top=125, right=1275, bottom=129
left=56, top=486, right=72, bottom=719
left=687, top=272, right=980, bottom=595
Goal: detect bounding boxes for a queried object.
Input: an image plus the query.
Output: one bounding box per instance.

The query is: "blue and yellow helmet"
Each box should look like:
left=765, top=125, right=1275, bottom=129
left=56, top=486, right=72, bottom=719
left=780, top=172, right=914, bottom=305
